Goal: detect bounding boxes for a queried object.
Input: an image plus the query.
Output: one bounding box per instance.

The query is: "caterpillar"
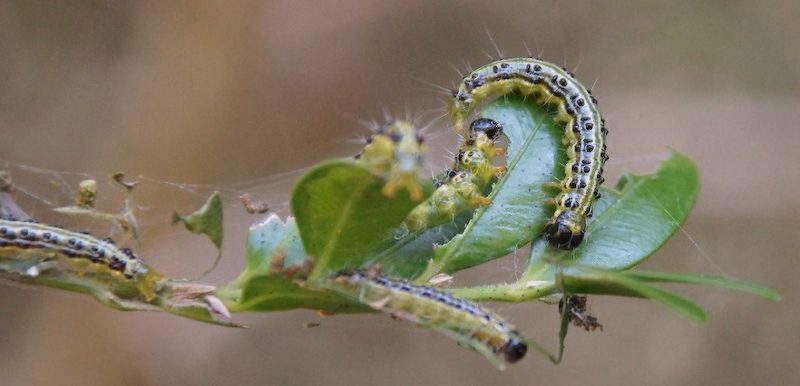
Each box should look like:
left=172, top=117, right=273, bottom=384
left=403, top=118, right=505, bottom=232
left=0, top=216, right=157, bottom=297
left=331, top=269, right=528, bottom=368
left=449, top=58, right=609, bottom=250
left=355, top=120, right=426, bottom=201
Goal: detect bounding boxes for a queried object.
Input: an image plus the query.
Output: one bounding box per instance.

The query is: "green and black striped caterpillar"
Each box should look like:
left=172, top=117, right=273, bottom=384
left=0, top=215, right=160, bottom=298
left=450, top=58, right=609, bottom=250
left=330, top=269, right=527, bottom=369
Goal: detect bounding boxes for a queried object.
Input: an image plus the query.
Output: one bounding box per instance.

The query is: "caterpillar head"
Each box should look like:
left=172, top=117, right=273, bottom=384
left=125, top=259, right=149, bottom=279
left=469, top=118, right=503, bottom=140
left=544, top=210, right=586, bottom=250
left=500, top=336, right=528, bottom=363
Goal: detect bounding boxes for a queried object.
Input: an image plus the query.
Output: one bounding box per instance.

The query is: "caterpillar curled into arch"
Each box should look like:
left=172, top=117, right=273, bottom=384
left=355, top=120, right=426, bottom=201
left=403, top=118, right=506, bottom=232
left=330, top=269, right=527, bottom=368
left=0, top=216, right=159, bottom=299
left=449, top=58, right=609, bottom=250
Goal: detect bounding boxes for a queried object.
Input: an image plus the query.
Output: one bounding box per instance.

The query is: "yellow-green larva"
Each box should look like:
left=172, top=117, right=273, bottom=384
left=450, top=58, right=609, bottom=250
left=403, top=118, right=505, bottom=232
left=356, top=120, right=426, bottom=201
left=331, top=270, right=528, bottom=368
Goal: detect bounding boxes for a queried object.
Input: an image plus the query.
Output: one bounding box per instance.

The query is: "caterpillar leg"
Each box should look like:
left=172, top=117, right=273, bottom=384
left=382, top=173, right=424, bottom=201
left=470, top=195, right=492, bottom=207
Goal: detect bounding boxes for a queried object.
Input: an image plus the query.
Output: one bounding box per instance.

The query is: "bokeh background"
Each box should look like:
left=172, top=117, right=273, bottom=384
left=1, top=1, right=798, bottom=385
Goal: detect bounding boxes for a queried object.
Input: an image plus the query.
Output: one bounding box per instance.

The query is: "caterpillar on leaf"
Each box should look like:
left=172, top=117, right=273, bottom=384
left=0, top=216, right=161, bottom=299
left=449, top=58, right=609, bottom=250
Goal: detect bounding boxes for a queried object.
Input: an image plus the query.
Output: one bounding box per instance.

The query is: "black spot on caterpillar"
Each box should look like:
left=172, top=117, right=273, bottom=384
left=356, top=120, right=426, bottom=201
left=330, top=270, right=527, bottom=368
left=450, top=58, right=608, bottom=250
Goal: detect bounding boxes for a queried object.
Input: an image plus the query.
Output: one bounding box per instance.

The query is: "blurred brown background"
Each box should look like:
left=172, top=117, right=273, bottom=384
left=0, top=1, right=798, bottom=385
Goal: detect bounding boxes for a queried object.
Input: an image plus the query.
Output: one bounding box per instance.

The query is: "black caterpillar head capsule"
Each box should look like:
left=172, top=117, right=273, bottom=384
left=544, top=211, right=586, bottom=250
left=469, top=118, right=503, bottom=140
left=501, top=337, right=528, bottom=363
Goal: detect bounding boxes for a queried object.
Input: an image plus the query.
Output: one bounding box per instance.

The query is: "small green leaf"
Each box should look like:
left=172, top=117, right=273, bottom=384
left=626, top=271, right=781, bottom=300
left=231, top=275, right=369, bottom=313
left=421, top=95, right=564, bottom=278
left=216, top=214, right=306, bottom=299
left=244, top=215, right=307, bottom=274
left=172, top=191, right=224, bottom=249
left=526, top=152, right=700, bottom=279
left=217, top=214, right=369, bottom=313
left=560, top=269, right=707, bottom=322
left=291, top=160, right=429, bottom=281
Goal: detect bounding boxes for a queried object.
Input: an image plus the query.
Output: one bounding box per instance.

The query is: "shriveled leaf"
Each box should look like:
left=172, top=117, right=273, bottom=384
left=172, top=191, right=224, bottom=249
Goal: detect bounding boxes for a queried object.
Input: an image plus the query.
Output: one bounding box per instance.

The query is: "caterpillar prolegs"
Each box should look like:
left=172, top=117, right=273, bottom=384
left=450, top=58, right=609, bottom=250
left=330, top=269, right=527, bottom=368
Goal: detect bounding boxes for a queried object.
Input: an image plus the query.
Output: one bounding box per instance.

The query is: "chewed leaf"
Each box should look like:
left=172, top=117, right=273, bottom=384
left=217, top=214, right=306, bottom=296
left=213, top=214, right=371, bottom=313
left=291, top=160, right=429, bottom=281
left=244, top=215, right=307, bottom=274
left=525, top=152, right=700, bottom=279
left=172, top=191, right=224, bottom=249
left=420, top=95, right=564, bottom=279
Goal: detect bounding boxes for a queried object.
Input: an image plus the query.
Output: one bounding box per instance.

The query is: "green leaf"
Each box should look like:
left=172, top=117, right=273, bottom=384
left=421, top=95, right=565, bottom=278
left=244, top=215, right=307, bottom=274
left=217, top=214, right=306, bottom=297
left=172, top=191, right=224, bottom=249
left=525, top=152, right=700, bottom=279
left=216, top=214, right=369, bottom=313
left=232, top=275, right=369, bottom=313
left=368, top=212, right=471, bottom=278
left=560, top=269, right=707, bottom=322
left=291, top=160, right=428, bottom=281
left=626, top=271, right=781, bottom=300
